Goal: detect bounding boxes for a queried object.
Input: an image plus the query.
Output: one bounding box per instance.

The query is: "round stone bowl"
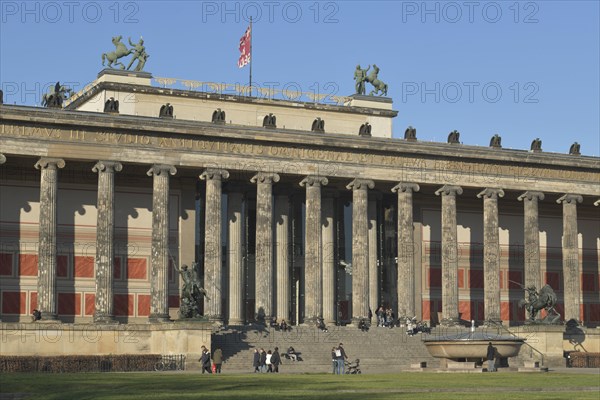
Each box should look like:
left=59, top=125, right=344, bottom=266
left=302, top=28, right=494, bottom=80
left=423, top=332, right=525, bottom=360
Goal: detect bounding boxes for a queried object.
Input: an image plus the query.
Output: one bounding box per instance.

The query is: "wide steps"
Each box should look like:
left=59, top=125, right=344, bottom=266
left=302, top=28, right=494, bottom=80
left=212, top=325, right=438, bottom=373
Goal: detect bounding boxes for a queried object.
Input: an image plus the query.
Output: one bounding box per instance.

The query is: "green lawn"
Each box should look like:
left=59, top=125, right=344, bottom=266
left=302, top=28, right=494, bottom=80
left=1, top=372, right=598, bottom=400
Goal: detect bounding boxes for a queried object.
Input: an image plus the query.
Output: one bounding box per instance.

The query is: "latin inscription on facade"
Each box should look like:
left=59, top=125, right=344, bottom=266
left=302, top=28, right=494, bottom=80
left=1, top=122, right=598, bottom=187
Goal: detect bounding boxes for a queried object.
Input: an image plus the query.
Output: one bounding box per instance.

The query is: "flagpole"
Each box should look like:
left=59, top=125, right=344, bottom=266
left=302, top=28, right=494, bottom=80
left=249, top=17, right=253, bottom=97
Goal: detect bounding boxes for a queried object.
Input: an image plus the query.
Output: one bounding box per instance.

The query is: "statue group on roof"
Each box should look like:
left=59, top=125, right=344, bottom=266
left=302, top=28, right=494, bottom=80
left=102, top=36, right=149, bottom=72
left=354, top=64, right=388, bottom=96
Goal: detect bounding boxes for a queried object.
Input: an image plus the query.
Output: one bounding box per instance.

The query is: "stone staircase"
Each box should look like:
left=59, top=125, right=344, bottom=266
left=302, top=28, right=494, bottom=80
left=212, top=325, right=439, bottom=373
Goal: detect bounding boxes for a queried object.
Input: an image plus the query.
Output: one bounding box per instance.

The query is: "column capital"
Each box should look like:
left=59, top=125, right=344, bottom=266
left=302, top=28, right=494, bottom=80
left=251, top=172, right=280, bottom=184
left=435, top=185, right=462, bottom=197
left=518, top=191, right=544, bottom=202
left=346, top=178, right=374, bottom=191
left=199, top=168, right=228, bottom=181
left=0, top=153, right=6, bottom=164
left=93, top=161, right=123, bottom=173
left=300, top=175, right=328, bottom=188
left=35, top=158, right=65, bottom=170
left=392, top=182, right=420, bottom=194
left=477, top=188, right=505, bottom=199
left=147, top=164, right=177, bottom=177
left=557, top=194, right=583, bottom=205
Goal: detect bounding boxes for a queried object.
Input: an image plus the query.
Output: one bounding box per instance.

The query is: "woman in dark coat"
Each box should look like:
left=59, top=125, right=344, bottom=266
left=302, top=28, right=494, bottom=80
left=200, top=346, right=211, bottom=374
left=259, top=348, right=267, bottom=373
left=271, top=347, right=281, bottom=373
left=252, top=349, right=260, bottom=373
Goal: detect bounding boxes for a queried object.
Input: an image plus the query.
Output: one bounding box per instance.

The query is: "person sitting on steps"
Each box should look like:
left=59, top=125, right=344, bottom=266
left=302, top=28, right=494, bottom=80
left=358, top=318, right=369, bottom=332
left=316, top=318, right=328, bottom=332
left=287, top=346, right=297, bottom=362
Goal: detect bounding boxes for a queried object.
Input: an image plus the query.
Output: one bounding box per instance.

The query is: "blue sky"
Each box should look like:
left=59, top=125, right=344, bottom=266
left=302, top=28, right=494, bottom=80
left=1, top=0, right=599, bottom=155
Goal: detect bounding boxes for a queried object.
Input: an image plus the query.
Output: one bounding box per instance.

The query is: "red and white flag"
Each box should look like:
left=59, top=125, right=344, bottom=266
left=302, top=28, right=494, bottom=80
left=238, top=25, right=251, bottom=68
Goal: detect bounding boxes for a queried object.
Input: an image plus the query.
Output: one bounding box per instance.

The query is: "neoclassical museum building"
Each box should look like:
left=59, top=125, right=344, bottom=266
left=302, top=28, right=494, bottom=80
left=1, top=70, right=599, bottom=331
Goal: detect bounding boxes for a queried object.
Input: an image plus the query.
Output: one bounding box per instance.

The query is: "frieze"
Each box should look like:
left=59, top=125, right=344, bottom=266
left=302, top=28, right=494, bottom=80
left=1, top=122, right=598, bottom=185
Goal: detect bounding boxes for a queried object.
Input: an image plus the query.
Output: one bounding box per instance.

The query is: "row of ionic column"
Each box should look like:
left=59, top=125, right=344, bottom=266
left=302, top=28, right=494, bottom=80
left=434, top=187, right=584, bottom=325
left=0, top=153, right=591, bottom=325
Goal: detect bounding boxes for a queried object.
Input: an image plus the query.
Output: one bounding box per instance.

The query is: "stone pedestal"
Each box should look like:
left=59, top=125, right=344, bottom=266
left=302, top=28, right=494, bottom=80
left=200, top=169, right=229, bottom=322
left=322, top=194, right=336, bottom=325
left=435, top=185, right=462, bottom=326
left=35, top=158, right=65, bottom=321
left=251, top=172, right=279, bottom=323
left=300, top=176, right=328, bottom=324
left=147, top=165, right=177, bottom=323
left=392, top=183, right=419, bottom=318
left=557, top=194, right=583, bottom=323
left=93, top=161, right=122, bottom=324
left=347, top=179, right=374, bottom=324
left=275, top=193, right=291, bottom=323
left=478, top=188, right=504, bottom=324
left=518, top=191, right=544, bottom=294
left=227, top=191, right=244, bottom=325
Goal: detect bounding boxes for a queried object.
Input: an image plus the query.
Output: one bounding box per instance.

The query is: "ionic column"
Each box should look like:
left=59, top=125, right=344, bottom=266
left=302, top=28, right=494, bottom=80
left=557, top=194, right=583, bottom=323
left=477, top=188, right=504, bottom=324
left=347, top=179, right=375, bottom=324
left=518, top=191, right=544, bottom=294
left=227, top=191, right=244, bottom=325
left=35, top=157, right=65, bottom=321
left=435, top=185, right=463, bottom=326
left=300, top=176, right=328, bottom=324
left=147, top=164, right=177, bottom=323
left=251, top=172, right=280, bottom=323
left=392, top=182, right=420, bottom=318
left=322, top=192, right=336, bottom=325
left=0, top=155, right=5, bottom=322
left=368, top=198, right=378, bottom=316
left=93, top=161, right=123, bottom=323
left=275, top=193, right=291, bottom=323
left=200, top=168, right=229, bottom=321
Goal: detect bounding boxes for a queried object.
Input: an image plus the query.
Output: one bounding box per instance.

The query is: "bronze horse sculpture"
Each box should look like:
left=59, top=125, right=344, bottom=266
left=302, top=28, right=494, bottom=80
left=365, top=64, right=388, bottom=96
left=519, top=284, right=560, bottom=324
left=101, top=36, right=133, bottom=70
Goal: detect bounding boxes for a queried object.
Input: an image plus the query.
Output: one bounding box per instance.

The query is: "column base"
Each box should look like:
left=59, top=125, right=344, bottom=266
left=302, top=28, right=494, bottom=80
left=351, top=317, right=369, bottom=327
left=148, top=313, right=172, bottom=323
left=206, top=315, right=224, bottom=325
left=440, top=317, right=461, bottom=327
left=483, top=319, right=502, bottom=327
left=227, top=318, right=245, bottom=326
left=40, top=312, right=59, bottom=321
left=323, top=319, right=336, bottom=327
left=94, top=314, right=119, bottom=324
left=302, top=316, right=316, bottom=324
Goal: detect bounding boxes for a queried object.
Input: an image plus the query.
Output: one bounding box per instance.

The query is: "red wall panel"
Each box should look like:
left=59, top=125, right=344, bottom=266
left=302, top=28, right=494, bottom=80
left=74, top=256, right=94, bottom=278
left=2, top=292, right=26, bottom=314
left=127, top=258, right=147, bottom=280
left=137, top=294, right=150, bottom=316
left=19, top=254, right=38, bottom=276
left=0, top=253, right=13, bottom=276
left=58, top=293, right=81, bottom=315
